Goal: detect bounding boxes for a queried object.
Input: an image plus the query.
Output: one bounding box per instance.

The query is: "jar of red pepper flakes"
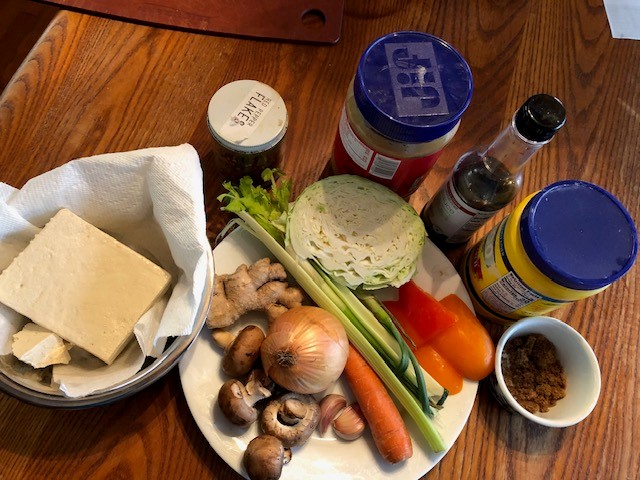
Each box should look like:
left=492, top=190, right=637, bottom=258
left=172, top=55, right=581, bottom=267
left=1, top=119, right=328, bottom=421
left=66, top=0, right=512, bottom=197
left=207, top=80, right=288, bottom=178
left=331, top=31, right=473, bottom=197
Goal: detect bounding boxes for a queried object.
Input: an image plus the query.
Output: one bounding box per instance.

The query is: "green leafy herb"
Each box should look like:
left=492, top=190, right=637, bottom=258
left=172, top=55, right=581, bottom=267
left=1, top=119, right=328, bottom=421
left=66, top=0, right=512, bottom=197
left=218, top=168, right=291, bottom=244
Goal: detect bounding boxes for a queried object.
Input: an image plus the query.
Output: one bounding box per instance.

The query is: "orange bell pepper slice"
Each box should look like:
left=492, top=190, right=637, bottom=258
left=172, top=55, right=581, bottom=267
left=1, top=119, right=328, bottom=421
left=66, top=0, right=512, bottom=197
left=384, top=281, right=495, bottom=393
left=431, top=294, right=495, bottom=381
left=384, top=281, right=458, bottom=346
left=414, top=344, right=464, bottom=394
left=384, top=282, right=463, bottom=393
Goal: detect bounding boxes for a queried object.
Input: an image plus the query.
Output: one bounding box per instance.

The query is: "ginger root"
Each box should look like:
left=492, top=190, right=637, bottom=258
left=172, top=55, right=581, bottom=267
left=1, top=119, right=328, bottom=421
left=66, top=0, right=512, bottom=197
left=207, top=258, right=304, bottom=329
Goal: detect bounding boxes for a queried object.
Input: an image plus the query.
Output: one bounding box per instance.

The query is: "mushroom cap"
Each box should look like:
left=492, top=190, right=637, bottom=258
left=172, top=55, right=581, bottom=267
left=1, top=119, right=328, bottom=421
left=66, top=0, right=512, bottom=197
left=260, top=393, right=320, bottom=447
left=217, top=379, right=259, bottom=427
left=243, top=434, right=290, bottom=480
left=222, top=325, right=265, bottom=378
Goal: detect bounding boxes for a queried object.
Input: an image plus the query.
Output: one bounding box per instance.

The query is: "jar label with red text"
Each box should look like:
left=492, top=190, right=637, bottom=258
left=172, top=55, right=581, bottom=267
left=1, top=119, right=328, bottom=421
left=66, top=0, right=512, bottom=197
left=462, top=220, right=572, bottom=324
left=333, top=108, right=443, bottom=197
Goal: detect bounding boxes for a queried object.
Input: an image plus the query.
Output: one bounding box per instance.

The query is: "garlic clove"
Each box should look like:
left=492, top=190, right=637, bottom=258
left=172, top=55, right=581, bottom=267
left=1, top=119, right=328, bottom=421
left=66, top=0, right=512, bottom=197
left=332, top=403, right=367, bottom=441
left=318, top=393, right=347, bottom=435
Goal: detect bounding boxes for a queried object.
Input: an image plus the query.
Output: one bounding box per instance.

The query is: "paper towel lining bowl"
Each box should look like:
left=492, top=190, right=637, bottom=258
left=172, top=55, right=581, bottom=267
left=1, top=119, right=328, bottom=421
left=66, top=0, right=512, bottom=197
left=0, top=247, right=214, bottom=408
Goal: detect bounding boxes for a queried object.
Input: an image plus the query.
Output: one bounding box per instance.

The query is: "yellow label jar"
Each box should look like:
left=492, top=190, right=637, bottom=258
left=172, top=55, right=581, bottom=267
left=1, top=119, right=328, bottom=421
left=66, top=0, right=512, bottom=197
left=461, top=180, right=638, bottom=324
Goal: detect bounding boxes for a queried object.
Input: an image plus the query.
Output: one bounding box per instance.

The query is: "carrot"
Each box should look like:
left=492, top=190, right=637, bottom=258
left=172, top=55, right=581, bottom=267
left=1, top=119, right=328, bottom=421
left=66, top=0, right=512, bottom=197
left=342, top=344, right=413, bottom=464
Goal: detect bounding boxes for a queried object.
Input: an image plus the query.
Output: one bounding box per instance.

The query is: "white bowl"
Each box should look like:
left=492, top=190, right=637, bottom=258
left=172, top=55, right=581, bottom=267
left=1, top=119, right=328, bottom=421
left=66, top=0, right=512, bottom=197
left=491, top=316, right=601, bottom=427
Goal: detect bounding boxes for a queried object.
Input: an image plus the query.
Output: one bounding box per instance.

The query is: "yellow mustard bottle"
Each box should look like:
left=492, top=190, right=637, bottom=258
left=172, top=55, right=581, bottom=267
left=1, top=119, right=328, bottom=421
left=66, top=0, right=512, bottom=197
left=461, top=180, right=638, bottom=324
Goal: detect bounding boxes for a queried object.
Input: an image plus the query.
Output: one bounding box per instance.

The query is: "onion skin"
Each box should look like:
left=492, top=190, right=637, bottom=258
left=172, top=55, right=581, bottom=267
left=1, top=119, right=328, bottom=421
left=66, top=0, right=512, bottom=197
left=261, top=306, right=349, bottom=394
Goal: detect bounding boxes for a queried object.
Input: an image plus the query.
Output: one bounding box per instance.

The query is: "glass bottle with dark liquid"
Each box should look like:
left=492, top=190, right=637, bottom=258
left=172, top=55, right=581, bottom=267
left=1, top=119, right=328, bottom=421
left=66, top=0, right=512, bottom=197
left=422, top=94, right=566, bottom=245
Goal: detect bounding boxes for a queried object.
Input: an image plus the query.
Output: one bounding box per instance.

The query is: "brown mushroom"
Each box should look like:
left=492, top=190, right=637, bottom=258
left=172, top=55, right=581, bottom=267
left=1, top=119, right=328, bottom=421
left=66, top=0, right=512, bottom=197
left=246, top=368, right=276, bottom=396
left=217, top=377, right=272, bottom=427
left=212, top=325, right=265, bottom=378
left=260, top=393, right=320, bottom=447
left=243, top=434, right=292, bottom=480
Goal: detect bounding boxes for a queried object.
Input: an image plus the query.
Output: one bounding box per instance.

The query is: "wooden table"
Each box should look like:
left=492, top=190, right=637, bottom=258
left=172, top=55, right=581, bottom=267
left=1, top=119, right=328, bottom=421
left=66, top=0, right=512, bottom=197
left=1, top=1, right=638, bottom=478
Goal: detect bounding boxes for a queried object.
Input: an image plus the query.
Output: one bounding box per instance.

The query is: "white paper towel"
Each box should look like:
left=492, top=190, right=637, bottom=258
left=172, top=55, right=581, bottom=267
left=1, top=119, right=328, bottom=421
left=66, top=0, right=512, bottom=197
left=604, top=0, right=640, bottom=40
left=0, top=144, right=212, bottom=397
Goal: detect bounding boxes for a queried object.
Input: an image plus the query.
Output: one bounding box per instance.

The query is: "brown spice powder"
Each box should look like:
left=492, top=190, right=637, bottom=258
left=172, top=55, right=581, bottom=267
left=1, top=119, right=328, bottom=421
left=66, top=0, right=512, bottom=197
left=502, top=333, right=567, bottom=413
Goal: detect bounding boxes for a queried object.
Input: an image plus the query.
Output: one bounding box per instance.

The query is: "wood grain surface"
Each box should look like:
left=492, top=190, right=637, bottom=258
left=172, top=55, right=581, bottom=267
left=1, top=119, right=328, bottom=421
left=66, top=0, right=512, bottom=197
left=0, top=1, right=639, bottom=479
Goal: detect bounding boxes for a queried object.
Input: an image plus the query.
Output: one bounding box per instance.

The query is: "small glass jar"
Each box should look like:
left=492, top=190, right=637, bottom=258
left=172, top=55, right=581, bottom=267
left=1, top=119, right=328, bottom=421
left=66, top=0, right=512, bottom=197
left=461, top=180, right=638, bottom=324
left=207, top=80, right=287, bottom=177
left=332, top=31, right=473, bottom=197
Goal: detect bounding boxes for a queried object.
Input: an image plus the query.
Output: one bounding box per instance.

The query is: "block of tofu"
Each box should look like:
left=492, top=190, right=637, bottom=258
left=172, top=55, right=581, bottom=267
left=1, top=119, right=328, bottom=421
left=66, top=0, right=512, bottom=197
left=0, top=209, right=172, bottom=365
left=12, top=322, right=71, bottom=368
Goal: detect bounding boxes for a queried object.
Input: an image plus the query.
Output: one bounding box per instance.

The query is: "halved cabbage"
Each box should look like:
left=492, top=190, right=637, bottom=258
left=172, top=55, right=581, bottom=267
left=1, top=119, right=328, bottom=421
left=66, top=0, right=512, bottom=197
left=286, top=175, right=426, bottom=290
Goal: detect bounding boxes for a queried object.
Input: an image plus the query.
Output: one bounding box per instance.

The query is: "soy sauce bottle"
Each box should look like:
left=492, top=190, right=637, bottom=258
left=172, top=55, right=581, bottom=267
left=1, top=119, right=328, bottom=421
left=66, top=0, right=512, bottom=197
left=421, top=94, right=566, bottom=245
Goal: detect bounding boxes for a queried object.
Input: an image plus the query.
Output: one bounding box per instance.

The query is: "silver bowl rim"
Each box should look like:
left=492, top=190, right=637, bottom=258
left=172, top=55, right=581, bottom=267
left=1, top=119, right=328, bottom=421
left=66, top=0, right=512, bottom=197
left=0, top=247, right=214, bottom=409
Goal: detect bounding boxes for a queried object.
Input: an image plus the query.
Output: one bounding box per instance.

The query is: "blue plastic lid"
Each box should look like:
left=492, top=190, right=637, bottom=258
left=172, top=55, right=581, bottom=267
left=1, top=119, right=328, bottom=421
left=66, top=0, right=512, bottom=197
left=520, top=180, right=638, bottom=290
left=354, top=31, right=473, bottom=144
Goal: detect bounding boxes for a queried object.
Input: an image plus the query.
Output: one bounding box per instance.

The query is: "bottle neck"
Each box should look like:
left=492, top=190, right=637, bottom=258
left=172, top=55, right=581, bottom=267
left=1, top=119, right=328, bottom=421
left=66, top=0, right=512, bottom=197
left=481, top=116, right=550, bottom=175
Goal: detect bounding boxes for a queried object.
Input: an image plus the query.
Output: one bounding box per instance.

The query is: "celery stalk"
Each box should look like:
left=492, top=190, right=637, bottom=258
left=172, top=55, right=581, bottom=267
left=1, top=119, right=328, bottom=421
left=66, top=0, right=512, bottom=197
left=356, top=292, right=431, bottom=414
left=235, top=212, right=446, bottom=452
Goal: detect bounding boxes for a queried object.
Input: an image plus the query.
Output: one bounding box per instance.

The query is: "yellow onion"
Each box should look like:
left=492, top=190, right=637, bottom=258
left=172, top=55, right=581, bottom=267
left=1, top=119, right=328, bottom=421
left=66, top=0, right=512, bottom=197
left=261, top=306, right=349, bottom=394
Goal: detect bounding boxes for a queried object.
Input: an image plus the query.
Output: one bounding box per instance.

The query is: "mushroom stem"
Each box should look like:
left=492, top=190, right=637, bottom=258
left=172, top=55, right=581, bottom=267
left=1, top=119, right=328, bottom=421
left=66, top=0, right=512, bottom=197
left=246, top=369, right=275, bottom=396
left=260, top=393, right=320, bottom=447
left=218, top=378, right=272, bottom=427
left=211, top=329, right=235, bottom=348
left=280, top=398, right=307, bottom=424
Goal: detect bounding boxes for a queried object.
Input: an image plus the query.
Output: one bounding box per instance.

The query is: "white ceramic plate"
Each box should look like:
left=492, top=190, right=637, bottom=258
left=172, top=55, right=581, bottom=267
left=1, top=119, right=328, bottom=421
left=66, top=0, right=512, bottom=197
left=179, top=228, right=478, bottom=479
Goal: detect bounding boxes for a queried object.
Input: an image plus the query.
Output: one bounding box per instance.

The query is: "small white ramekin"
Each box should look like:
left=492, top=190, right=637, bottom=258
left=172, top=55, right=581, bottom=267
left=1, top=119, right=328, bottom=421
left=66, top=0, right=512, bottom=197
left=491, top=316, right=601, bottom=427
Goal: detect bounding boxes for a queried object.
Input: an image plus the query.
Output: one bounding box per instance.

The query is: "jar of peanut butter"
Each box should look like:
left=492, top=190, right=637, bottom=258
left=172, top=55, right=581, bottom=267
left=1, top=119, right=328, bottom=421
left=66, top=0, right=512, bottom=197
left=331, top=31, right=473, bottom=197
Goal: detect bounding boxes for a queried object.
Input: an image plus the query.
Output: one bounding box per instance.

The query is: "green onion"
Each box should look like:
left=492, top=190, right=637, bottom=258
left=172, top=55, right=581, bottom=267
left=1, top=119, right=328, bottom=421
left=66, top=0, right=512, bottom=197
left=356, top=291, right=430, bottom=415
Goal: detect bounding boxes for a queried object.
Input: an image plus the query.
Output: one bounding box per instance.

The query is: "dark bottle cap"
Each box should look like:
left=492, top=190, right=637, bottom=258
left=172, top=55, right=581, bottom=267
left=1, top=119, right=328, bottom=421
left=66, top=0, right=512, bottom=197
left=514, top=94, right=566, bottom=142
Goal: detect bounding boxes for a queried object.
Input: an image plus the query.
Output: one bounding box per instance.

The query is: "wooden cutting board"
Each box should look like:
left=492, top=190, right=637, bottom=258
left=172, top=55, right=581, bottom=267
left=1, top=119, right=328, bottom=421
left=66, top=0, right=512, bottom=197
left=41, top=0, right=344, bottom=44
